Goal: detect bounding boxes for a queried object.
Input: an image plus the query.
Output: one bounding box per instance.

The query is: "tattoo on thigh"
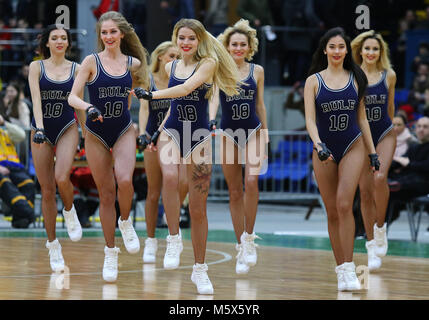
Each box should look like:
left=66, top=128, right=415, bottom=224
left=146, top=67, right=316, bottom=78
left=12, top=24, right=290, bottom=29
left=192, top=163, right=211, bottom=195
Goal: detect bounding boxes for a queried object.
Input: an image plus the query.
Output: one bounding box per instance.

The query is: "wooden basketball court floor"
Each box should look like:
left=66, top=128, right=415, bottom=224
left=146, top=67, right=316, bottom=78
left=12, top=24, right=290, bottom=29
left=0, top=229, right=428, bottom=300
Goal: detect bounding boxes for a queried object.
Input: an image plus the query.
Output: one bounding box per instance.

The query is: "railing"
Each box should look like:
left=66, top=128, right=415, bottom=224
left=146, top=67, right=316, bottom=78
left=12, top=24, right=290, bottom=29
left=0, top=28, right=87, bottom=67
left=258, top=25, right=320, bottom=72
left=208, top=130, right=322, bottom=205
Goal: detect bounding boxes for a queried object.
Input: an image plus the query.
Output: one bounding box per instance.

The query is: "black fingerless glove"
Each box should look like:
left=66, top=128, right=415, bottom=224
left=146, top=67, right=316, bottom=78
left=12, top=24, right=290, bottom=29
left=134, top=87, right=153, bottom=101
left=86, top=105, right=102, bottom=121
left=209, top=119, right=217, bottom=131
left=369, top=153, right=380, bottom=171
left=137, top=134, right=151, bottom=151
left=151, top=130, right=161, bottom=146
left=315, top=142, right=332, bottom=161
left=33, top=128, right=46, bottom=144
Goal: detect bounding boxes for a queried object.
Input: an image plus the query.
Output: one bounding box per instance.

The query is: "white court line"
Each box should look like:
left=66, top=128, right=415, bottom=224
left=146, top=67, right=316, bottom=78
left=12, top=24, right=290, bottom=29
left=0, top=246, right=232, bottom=279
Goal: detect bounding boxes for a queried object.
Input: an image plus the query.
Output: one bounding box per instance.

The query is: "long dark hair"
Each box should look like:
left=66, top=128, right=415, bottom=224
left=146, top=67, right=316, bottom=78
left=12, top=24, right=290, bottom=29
left=308, top=27, right=368, bottom=102
left=0, top=81, right=22, bottom=119
left=38, top=24, right=72, bottom=59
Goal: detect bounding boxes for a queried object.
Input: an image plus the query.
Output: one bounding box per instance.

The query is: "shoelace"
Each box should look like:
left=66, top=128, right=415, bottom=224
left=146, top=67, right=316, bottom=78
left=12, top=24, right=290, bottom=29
left=244, top=234, right=261, bottom=253
left=122, top=220, right=136, bottom=243
left=337, top=270, right=345, bottom=282
left=49, top=245, right=62, bottom=262
left=236, top=245, right=245, bottom=261
left=145, top=239, right=157, bottom=253
left=64, top=211, right=76, bottom=231
left=374, top=229, right=385, bottom=247
left=165, top=237, right=181, bottom=257
left=194, top=270, right=210, bottom=286
left=105, top=252, right=117, bottom=270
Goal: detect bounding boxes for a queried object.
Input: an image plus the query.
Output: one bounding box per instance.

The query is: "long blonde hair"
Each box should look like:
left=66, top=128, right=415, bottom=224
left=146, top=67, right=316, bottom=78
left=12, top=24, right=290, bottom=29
left=217, top=19, right=258, bottom=61
left=351, top=30, right=392, bottom=71
left=150, top=41, right=176, bottom=73
left=96, top=11, right=149, bottom=88
left=172, top=18, right=240, bottom=99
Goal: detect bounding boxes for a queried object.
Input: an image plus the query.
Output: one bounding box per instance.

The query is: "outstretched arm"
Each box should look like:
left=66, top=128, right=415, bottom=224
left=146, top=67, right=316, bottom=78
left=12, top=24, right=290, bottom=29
left=134, top=58, right=216, bottom=100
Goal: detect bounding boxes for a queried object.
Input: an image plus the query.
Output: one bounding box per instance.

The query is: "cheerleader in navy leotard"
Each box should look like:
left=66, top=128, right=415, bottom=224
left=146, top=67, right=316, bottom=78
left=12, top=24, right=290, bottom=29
left=352, top=31, right=397, bottom=271
left=304, top=27, right=380, bottom=291
left=134, top=18, right=241, bottom=295
left=136, top=41, right=189, bottom=267
left=29, top=25, right=84, bottom=273
left=68, top=11, right=150, bottom=282
left=209, top=19, right=268, bottom=275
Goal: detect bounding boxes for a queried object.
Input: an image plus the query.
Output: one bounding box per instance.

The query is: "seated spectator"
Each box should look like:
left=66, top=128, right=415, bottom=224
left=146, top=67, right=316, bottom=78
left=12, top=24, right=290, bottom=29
left=411, top=41, right=429, bottom=74
left=421, top=87, right=429, bottom=117
left=0, top=114, right=35, bottom=228
left=388, top=116, right=429, bottom=223
left=0, top=81, right=31, bottom=129
left=392, top=113, right=418, bottom=158
left=11, top=59, right=32, bottom=101
left=407, top=62, right=429, bottom=111
left=284, top=80, right=305, bottom=117
left=204, top=0, right=228, bottom=37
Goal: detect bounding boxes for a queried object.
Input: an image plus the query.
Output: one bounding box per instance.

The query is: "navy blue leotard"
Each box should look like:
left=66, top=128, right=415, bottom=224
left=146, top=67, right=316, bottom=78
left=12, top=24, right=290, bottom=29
left=31, top=60, right=76, bottom=145
left=315, top=72, right=361, bottom=163
left=219, top=63, right=261, bottom=148
left=145, top=73, right=171, bottom=137
left=163, top=60, right=212, bottom=159
left=364, top=70, right=393, bottom=147
left=85, top=53, right=132, bottom=149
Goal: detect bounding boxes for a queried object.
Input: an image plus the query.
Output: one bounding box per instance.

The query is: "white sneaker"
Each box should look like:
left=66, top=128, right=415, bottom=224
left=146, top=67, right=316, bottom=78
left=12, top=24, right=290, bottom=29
left=343, top=262, right=361, bottom=291
left=163, top=232, right=183, bottom=269
left=374, top=223, right=388, bottom=257
left=335, top=264, right=347, bottom=291
left=191, top=263, right=214, bottom=295
left=46, top=239, right=65, bottom=272
left=241, top=232, right=261, bottom=267
left=235, top=243, right=249, bottom=274
left=103, top=246, right=120, bottom=282
left=143, top=237, right=158, bottom=263
left=366, top=240, right=382, bottom=271
left=118, top=216, right=140, bottom=254
left=63, top=204, right=82, bottom=242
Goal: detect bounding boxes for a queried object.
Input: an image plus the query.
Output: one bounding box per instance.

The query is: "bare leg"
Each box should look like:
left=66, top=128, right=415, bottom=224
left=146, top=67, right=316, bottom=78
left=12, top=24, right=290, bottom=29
left=374, top=131, right=396, bottom=227
left=157, top=131, right=181, bottom=235
left=358, top=162, right=376, bottom=240
left=54, top=124, right=79, bottom=211
left=337, top=139, right=365, bottom=262
left=143, top=148, right=162, bottom=238
left=112, top=128, right=136, bottom=221
left=187, top=140, right=211, bottom=263
left=312, top=152, right=343, bottom=265
left=244, top=130, right=264, bottom=235
left=31, top=134, right=56, bottom=241
left=85, top=133, right=116, bottom=248
left=178, top=163, right=188, bottom=205
left=221, top=136, right=245, bottom=242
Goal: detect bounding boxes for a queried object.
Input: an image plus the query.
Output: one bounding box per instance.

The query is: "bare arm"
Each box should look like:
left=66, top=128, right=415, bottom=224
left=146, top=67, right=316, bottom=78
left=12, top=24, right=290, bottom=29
left=254, top=64, right=269, bottom=142
left=386, top=69, right=397, bottom=120
left=28, top=61, right=43, bottom=129
left=68, top=55, right=96, bottom=111
left=138, top=99, right=149, bottom=136
left=208, top=85, right=219, bottom=121
left=357, top=98, right=377, bottom=155
left=304, top=75, right=323, bottom=149
left=151, top=59, right=216, bottom=100
left=73, top=64, right=87, bottom=137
